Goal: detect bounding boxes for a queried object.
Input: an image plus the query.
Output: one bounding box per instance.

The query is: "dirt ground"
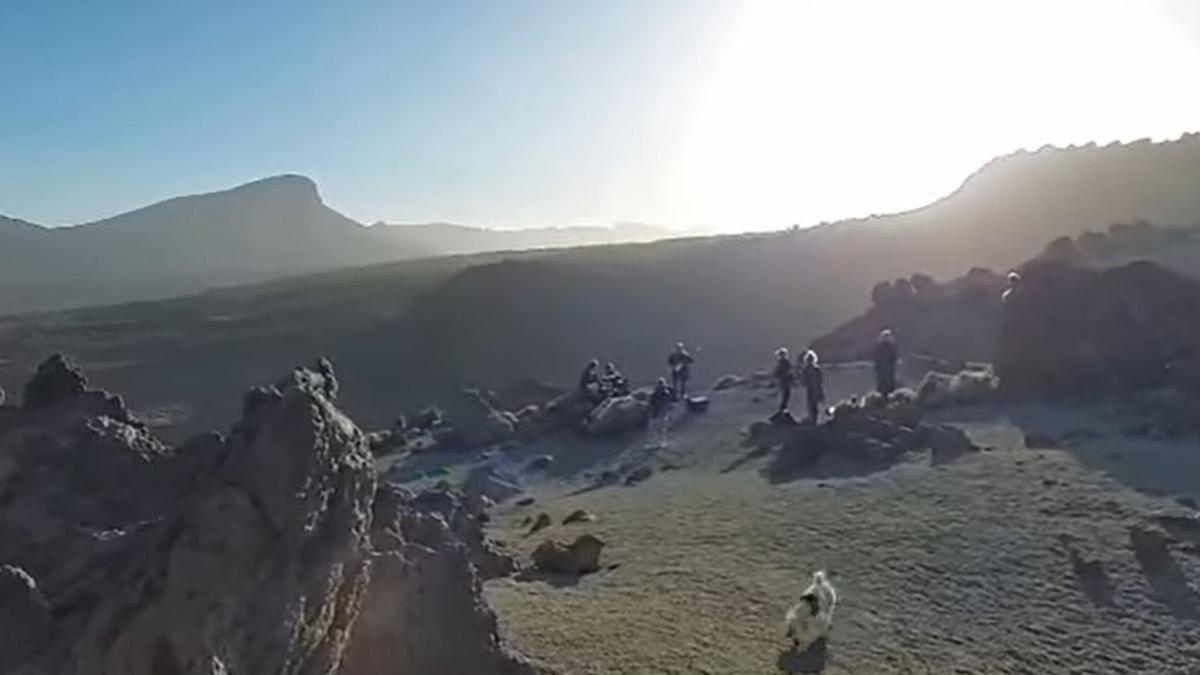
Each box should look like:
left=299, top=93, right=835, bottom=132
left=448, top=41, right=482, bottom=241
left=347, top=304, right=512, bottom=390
left=484, top=374, right=1200, bottom=674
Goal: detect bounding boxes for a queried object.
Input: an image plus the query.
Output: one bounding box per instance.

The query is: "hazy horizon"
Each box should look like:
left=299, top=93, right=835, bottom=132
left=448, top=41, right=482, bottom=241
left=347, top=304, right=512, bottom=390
left=3, top=0, right=1199, bottom=233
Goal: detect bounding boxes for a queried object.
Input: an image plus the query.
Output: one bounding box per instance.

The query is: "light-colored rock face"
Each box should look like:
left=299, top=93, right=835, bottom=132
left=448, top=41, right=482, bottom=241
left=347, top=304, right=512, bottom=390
left=585, top=395, right=649, bottom=437
left=16, top=366, right=377, bottom=675
left=344, top=485, right=545, bottom=675
left=0, top=356, right=547, bottom=675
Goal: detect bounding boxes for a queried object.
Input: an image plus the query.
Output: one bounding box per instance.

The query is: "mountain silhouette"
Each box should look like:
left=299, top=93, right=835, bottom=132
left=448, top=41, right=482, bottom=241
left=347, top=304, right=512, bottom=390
left=0, top=175, right=422, bottom=314
left=2, top=136, right=1200, bottom=435
left=0, top=177, right=672, bottom=315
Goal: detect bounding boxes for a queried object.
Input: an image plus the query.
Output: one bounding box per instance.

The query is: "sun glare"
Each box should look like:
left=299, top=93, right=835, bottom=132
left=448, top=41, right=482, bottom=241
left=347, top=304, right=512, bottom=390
left=676, top=0, right=1200, bottom=231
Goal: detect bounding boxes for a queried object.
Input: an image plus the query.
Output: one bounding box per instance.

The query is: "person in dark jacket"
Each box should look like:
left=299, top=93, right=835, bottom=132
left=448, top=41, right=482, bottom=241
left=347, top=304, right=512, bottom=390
left=801, top=349, right=825, bottom=424
left=579, top=359, right=602, bottom=400
left=649, top=377, right=676, bottom=419
left=773, top=347, right=795, bottom=414
left=667, top=342, right=695, bottom=400
left=872, top=329, right=898, bottom=399
left=602, top=362, right=629, bottom=397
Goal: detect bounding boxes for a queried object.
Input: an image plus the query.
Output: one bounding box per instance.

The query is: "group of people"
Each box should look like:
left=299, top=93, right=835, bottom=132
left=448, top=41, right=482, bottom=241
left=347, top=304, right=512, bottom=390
left=578, top=359, right=631, bottom=401
left=773, top=329, right=899, bottom=423
left=574, top=331, right=902, bottom=430
left=577, top=342, right=696, bottom=421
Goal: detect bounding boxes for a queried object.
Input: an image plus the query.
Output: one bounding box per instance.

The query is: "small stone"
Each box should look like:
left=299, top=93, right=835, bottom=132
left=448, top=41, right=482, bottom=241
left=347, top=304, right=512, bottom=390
left=562, top=509, right=596, bottom=525
left=527, top=513, right=552, bottom=535
left=1023, top=433, right=1059, bottom=449
left=624, top=466, right=653, bottom=485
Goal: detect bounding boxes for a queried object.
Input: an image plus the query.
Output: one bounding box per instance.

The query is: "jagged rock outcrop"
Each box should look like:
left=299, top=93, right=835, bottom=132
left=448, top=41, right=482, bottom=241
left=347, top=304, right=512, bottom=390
left=6, top=361, right=376, bottom=675
left=812, top=269, right=1004, bottom=365
left=760, top=397, right=977, bottom=481
left=0, top=566, right=52, bottom=670
left=442, top=388, right=519, bottom=448
left=996, top=261, right=1200, bottom=397
left=0, top=355, right=545, bottom=675
left=343, top=484, right=544, bottom=675
left=585, top=394, right=650, bottom=437
left=916, top=369, right=998, bottom=409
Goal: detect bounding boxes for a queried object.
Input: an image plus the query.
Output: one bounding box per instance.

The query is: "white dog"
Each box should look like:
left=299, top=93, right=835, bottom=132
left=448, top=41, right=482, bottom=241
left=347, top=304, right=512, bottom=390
left=785, top=570, right=837, bottom=649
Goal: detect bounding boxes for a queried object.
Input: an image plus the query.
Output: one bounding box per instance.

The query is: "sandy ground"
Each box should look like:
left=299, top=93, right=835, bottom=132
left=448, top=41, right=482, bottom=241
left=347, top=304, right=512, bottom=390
left=479, top=373, right=1200, bottom=674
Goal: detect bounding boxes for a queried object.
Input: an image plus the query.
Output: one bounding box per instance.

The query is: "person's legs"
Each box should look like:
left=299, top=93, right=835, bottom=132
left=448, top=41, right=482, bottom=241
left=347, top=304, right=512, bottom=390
left=779, top=384, right=791, bottom=412
left=807, top=391, right=819, bottom=424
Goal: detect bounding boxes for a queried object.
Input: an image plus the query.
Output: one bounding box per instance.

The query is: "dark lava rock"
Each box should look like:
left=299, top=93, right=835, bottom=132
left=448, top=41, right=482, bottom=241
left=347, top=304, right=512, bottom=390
left=563, top=509, right=596, bottom=525
left=531, top=534, right=606, bottom=576
left=625, top=466, right=654, bottom=485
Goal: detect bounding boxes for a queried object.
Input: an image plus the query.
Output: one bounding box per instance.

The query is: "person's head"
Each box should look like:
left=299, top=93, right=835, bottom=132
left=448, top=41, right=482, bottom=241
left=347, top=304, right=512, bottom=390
left=803, top=350, right=819, bottom=366
left=605, top=362, right=617, bottom=373
left=675, top=342, right=686, bottom=353
left=879, top=329, right=894, bottom=344
left=1007, top=271, right=1022, bottom=286
left=656, top=377, right=669, bottom=388
left=588, top=359, right=599, bottom=369
left=776, top=347, right=790, bottom=360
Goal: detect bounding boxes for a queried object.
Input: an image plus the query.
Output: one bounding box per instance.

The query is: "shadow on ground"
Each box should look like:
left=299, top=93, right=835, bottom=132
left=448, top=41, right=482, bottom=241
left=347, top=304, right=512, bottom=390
left=776, top=637, right=828, bottom=674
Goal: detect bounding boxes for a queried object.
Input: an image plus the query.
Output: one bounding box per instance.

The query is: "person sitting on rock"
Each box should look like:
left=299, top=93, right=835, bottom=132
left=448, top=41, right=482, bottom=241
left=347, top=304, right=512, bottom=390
left=872, top=329, right=898, bottom=399
left=773, top=347, right=795, bottom=414
left=602, top=362, right=629, bottom=397
left=579, top=359, right=602, bottom=400
left=801, top=349, right=825, bottom=424
left=667, top=342, right=695, bottom=400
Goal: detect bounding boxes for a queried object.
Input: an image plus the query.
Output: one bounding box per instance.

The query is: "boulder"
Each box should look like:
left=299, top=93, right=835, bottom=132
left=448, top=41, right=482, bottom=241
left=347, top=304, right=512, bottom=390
left=625, top=466, right=654, bottom=485
left=443, top=388, right=519, bottom=449
left=927, top=424, right=979, bottom=463
left=528, top=512, right=553, bottom=535
left=0, top=358, right=548, bottom=675
left=585, top=395, right=650, bottom=437
left=22, top=353, right=87, bottom=408
left=1023, top=433, right=1059, bottom=449
left=543, top=389, right=597, bottom=430
left=6, top=363, right=377, bottom=674
left=712, top=374, right=745, bottom=391
left=345, top=485, right=543, bottom=675
left=526, top=454, right=555, bottom=471
left=997, top=261, right=1200, bottom=397
left=0, top=565, right=52, bottom=669
left=462, top=464, right=525, bottom=503
left=917, top=369, right=997, bottom=409
left=412, top=406, right=445, bottom=430
left=531, top=534, right=606, bottom=575
left=562, top=509, right=596, bottom=525
left=1121, top=388, right=1200, bottom=437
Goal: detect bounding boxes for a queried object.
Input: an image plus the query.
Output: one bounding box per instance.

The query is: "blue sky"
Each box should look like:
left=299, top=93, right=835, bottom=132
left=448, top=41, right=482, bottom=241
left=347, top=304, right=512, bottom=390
left=3, top=1, right=1199, bottom=231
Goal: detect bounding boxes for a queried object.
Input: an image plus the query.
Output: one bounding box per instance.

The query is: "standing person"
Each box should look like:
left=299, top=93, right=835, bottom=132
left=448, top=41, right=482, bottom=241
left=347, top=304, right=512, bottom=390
left=773, top=347, right=795, bottom=414
left=872, top=329, right=899, bottom=399
left=648, top=377, right=676, bottom=444
left=667, top=342, right=695, bottom=400
left=1002, top=271, right=1022, bottom=302
left=801, top=349, right=825, bottom=424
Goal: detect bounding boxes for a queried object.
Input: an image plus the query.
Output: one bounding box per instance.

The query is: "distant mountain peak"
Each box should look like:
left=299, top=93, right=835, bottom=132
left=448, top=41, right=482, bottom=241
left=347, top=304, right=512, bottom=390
left=226, top=173, right=322, bottom=203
